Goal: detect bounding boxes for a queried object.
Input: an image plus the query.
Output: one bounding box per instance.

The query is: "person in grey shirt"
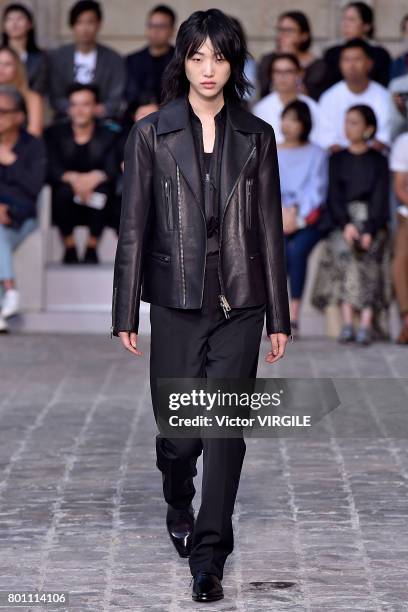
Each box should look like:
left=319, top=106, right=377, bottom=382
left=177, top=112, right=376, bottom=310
left=48, top=0, right=124, bottom=120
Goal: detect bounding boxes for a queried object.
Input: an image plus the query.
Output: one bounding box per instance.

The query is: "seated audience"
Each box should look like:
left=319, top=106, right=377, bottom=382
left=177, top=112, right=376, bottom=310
left=1, top=3, right=48, bottom=96
left=0, top=45, right=43, bottom=135
left=252, top=53, right=320, bottom=145
left=277, top=100, right=328, bottom=336
left=0, top=85, right=47, bottom=332
left=390, top=132, right=408, bottom=344
left=312, top=105, right=391, bottom=345
left=318, top=39, right=393, bottom=151
left=257, top=10, right=329, bottom=101
left=48, top=0, right=124, bottom=120
left=324, top=1, right=391, bottom=88
left=125, top=4, right=175, bottom=114
left=390, top=14, right=408, bottom=81
left=44, top=83, right=121, bottom=264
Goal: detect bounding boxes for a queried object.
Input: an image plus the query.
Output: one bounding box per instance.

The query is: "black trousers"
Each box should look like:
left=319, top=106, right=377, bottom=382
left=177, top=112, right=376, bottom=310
left=150, top=252, right=265, bottom=580
left=51, top=182, right=111, bottom=239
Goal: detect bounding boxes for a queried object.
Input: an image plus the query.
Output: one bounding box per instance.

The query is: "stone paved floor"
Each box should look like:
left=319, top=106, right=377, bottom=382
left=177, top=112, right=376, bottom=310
left=0, top=333, right=408, bottom=611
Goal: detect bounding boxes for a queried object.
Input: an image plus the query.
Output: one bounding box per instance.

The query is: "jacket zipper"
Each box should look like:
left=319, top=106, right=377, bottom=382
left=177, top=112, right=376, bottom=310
left=246, top=178, right=252, bottom=229
left=110, top=286, right=117, bottom=338
left=217, top=144, right=256, bottom=318
left=164, top=178, right=173, bottom=230
left=176, top=165, right=186, bottom=306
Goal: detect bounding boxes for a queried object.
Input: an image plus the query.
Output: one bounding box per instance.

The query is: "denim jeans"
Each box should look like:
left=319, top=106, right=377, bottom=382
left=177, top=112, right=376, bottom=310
left=0, top=217, right=38, bottom=287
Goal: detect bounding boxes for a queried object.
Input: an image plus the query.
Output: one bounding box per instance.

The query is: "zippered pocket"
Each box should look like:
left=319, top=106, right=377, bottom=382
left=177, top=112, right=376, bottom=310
left=147, top=250, right=171, bottom=263
left=245, top=178, right=253, bottom=229
left=163, top=177, right=174, bottom=231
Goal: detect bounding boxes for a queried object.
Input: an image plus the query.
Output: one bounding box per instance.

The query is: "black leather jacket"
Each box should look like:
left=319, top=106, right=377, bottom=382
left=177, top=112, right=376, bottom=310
left=111, top=94, right=291, bottom=337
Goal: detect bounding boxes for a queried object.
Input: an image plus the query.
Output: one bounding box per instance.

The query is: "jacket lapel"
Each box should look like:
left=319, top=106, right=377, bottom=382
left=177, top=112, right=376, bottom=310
left=156, top=95, right=263, bottom=216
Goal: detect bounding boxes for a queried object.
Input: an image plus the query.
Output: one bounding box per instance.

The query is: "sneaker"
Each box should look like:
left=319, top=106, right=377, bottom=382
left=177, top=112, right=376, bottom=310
left=1, top=288, right=20, bottom=318
left=338, top=323, right=355, bottom=343
left=82, top=246, right=99, bottom=264
left=62, top=246, right=80, bottom=264
left=355, top=326, right=372, bottom=346
left=0, top=314, right=9, bottom=333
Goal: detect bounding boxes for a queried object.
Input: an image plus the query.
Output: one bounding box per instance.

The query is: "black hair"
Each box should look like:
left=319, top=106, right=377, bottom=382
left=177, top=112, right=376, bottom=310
left=128, top=91, right=158, bottom=116
left=149, top=4, right=176, bottom=26
left=278, top=10, right=312, bottom=52
left=66, top=81, right=100, bottom=102
left=346, top=103, right=377, bottom=137
left=281, top=100, right=312, bottom=142
left=161, top=8, right=253, bottom=105
left=340, top=37, right=373, bottom=59
left=344, top=2, right=374, bottom=38
left=1, top=3, right=40, bottom=53
left=69, top=0, right=102, bottom=27
left=270, top=52, right=301, bottom=72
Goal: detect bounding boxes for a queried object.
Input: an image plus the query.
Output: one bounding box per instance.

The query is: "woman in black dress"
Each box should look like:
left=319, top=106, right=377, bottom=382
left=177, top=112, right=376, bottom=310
left=311, top=104, right=391, bottom=345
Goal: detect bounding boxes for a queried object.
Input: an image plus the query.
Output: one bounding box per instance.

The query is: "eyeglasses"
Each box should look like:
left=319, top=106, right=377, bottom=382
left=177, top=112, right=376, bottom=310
left=271, top=69, right=298, bottom=76
left=276, top=26, right=300, bottom=35
left=146, top=21, right=170, bottom=30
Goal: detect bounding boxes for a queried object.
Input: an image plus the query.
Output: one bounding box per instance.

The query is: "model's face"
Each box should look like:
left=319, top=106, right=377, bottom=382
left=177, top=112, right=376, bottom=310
left=341, top=7, right=368, bottom=40
left=340, top=48, right=372, bottom=82
left=145, top=11, right=173, bottom=47
left=0, top=94, right=23, bottom=135
left=184, top=36, right=231, bottom=100
left=271, top=58, right=299, bottom=94
left=345, top=110, right=373, bottom=142
left=276, top=17, right=306, bottom=53
left=68, top=90, right=97, bottom=126
left=72, top=10, right=101, bottom=46
left=0, top=50, right=16, bottom=84
left=3, top=10, right=32, bottom=39
left=281, top=109, right=304, bottom=142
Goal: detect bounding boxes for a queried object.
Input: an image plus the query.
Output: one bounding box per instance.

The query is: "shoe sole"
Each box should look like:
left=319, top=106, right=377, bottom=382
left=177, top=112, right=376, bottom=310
left=192, top=593, right=224, bottom=602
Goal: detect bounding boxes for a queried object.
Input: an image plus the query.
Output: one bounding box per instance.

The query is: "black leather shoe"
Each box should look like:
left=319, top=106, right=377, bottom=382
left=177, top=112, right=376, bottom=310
left=192, top=572, right=224, bottom=602
left=62, top=246, right=79, bottom=264
left=82, top=246, right=99, bottom=264
left=166, top=504, right=195, bottom=558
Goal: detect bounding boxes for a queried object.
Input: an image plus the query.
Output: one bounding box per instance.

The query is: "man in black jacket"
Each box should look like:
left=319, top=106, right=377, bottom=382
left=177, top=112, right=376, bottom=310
left=112, top=9, right=291, bottom=604
left=45, top=83, right=121, bottom=264
left=124, top=5, right=175, bottom=112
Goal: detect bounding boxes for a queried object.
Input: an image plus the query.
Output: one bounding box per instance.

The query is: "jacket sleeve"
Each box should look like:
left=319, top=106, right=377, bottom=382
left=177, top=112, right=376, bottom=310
left=111, top=123, right=153, bottom=336
left=257, top=126, right=291, bottom=337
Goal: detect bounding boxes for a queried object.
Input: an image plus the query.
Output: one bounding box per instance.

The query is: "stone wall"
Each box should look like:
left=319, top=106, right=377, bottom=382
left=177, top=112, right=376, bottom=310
left=0, top=0, right=406, bottom=59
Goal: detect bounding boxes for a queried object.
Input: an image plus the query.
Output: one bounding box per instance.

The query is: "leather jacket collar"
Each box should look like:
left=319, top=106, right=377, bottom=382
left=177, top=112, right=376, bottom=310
left=156, top=94, right=263, bottom=222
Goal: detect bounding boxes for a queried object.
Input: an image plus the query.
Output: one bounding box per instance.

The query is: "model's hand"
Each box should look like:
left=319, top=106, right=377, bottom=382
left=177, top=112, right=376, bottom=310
left=119, top=331, right=143, bottom=356
left=265, top=333, right=288, bottom=364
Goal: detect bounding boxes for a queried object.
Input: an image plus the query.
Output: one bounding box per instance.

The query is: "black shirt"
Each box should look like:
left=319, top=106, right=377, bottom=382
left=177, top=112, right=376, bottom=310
left=189, top=101, right=226, bottom=255
left=326, top=149, right=390, bottom=235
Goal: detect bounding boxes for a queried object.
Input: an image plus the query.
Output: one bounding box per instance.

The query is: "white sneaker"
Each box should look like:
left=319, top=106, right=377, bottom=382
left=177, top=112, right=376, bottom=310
left=1, top=289, right=20, bottom=318
left=0, top=314, right=9, bottom=332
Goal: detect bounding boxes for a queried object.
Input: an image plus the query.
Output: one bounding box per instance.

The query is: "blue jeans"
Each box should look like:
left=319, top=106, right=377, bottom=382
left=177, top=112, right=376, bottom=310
left=285, top=224, right=322, bottom=300
left=0, top=217, right=38, bottom=285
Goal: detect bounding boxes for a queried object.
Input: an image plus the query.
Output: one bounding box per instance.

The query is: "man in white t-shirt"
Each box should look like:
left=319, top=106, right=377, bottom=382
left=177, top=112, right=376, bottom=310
left=317, top=39, right=393, bottom=151
left=252, top=53, right=320, bottom=145
left=390, top=132, right=408, bottom=343
left=49, top=0, right=124, bottom=119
